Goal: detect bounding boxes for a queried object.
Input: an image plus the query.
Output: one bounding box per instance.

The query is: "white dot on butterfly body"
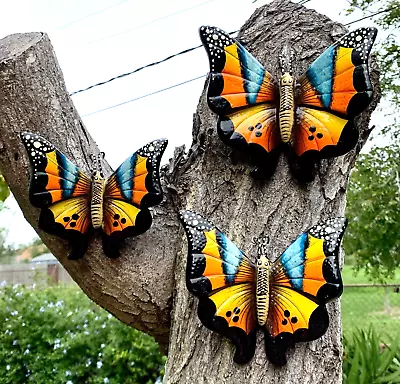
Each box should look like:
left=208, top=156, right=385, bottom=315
left=212, top=34, right=218, bottom=40
left=33, top=141, right=41, bottom=148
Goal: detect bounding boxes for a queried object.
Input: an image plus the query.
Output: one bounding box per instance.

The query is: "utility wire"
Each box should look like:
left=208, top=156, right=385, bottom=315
left=54, top=0, right=131, bottom=31
left=73, top=5, right=395, bottom=118
left=82, top=75, right=206, bottom=117
left=87, top=0, right=221, bottom=47
left=70, top=6, right=393, bottom=98
left=344, top=5, right=398, bottom=26
left=70, top=44, right=203, bottom=96
left=70, top=29, right=238, bottom=96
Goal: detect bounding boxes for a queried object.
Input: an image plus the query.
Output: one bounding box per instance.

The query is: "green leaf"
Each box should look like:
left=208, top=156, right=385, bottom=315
left=0, top=175, right=9, bottom=202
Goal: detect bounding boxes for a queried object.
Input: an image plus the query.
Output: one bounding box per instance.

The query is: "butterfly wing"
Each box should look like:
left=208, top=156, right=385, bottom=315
left=102, top=139, right=167, bottom=258
left=293, top=107, right=358, bottom=159
left=294, top=28, right=377, bottom=163
left=179, top=210, right=257, bottom=364
left=298, top=28, right=377, bottom=117
left=21, top=132, right=92, bottom=260
left=199, top=26, right=277, bottom=114
left=265, top=217, right=347, bottom=365
left=200, top=26, right=280, bottom=173
left=218, top=104, right=281, bottom=171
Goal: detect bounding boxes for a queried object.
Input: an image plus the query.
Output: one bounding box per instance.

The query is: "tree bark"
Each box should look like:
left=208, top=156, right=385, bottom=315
left=0, top=0, right=380, bottom=383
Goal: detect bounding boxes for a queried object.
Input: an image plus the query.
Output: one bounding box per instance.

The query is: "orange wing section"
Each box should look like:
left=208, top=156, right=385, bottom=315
left=180, top=210, right=257, bottom=364
left=46, top=197, right=91, bottom=234
left=218, top=103, right=280, bottom=155
left=101, top=139, right=167, bottom=258
left=267, top=286, right=320, bottom=338
left=104, top=139, right=167, bottom=209
left=180, top=210, right=255, bottom=296
left=38, top=196, right=91, bottom=260
left=207, top=283, right=256, bottom=335
left=198, top=282, right=258, bottom=364
left=270, top=217, right=346, bottom=302
left=293, top=107, right=357, bottom=158
left=21, top=132, right=91, bottom=208
left=199, top=26, right=277, bottom=115
left=298, top=27, right=377, bottom=118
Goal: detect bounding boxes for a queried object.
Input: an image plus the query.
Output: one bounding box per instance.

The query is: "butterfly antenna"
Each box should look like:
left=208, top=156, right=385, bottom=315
left=257, top=235, right=270, bottom=258
left=89, top=152, right=106, bottom=177
left=279, top=42, right=294, bottom=75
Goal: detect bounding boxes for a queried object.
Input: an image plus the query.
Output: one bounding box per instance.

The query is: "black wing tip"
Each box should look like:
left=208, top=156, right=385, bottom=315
left=311, top=216, right=347, bottom=231
left=199, top=25, right=219, bottom=38
left=152, top=137, right=168, bottom=148
left=138, top=138, right=168, bottom=160
left=20, top=131, right=54, bottom=152
left=179, top=210, right=212, bottom=228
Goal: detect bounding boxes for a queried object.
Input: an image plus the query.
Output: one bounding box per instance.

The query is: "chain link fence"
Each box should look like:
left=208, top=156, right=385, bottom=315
left=342, top=284, right=400, bottom=341
left=1, top=264, right=398, bottom=341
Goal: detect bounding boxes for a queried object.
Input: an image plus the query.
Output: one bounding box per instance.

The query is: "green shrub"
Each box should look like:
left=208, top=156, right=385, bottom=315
left=343, top=327, right=400, bottom=384
left=0, top=285, right=166, bottom=384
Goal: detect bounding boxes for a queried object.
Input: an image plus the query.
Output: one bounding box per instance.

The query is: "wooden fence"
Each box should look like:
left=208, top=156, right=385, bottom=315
left=0, top=263, right=73, bottom=286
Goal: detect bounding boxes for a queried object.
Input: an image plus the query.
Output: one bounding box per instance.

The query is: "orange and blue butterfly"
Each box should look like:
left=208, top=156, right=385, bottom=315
left=21, top=132, right=167, bottom=259
left=179, top=210, right=346, bottom=365
left=199, top=26, right=377, bottom=180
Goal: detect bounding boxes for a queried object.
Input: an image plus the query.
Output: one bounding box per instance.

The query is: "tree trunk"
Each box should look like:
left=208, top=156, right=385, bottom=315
left=0, top=0, right=380, bottom=383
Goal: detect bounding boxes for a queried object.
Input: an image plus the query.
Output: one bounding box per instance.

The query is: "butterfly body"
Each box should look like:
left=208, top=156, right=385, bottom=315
left=90, top=171, right=106, bottom=230
left=180, top=210, right=346, bottom=365
left=200, top=26, right=377, bottom=180
left=278, top=72, right=295, bottom=143
left=255, top=254, right=270, bottom=327
left=21, top=132, right=167, bottom=259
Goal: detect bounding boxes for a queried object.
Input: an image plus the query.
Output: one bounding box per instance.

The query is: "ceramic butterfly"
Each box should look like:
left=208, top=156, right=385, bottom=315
left=179, top=210, right=346, bottom=365
left=21, top=132, right=167, bottom=260
left=199, top=26, right=377, bottom=180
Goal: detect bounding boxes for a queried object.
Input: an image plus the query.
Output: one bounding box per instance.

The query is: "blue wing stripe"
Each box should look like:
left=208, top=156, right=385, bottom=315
left=305, top=45, right=336, bottom=108
left=279, top=233, right=307, bottom=290
left=237, top=44, right=265, bottom=105
left=115, top=153, right=138, bottom=201
left=58, top=153, right=79, bottom=199
left=216, top=232, right=244, bottom=283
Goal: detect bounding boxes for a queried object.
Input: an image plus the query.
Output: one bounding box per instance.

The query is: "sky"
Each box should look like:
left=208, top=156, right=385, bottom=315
left=0, top=0, right=390, bottom=247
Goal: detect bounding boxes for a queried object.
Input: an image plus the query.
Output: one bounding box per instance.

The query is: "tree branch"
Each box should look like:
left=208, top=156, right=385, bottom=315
left=0, top=32, right=178, bottom=349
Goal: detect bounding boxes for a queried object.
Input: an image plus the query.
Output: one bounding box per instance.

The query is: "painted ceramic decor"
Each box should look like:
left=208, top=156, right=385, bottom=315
left=21, top=132, right=167, bottom=259
left=199, top=26, right=377, bottom=180
left=179, top=210, right=346, bottom=365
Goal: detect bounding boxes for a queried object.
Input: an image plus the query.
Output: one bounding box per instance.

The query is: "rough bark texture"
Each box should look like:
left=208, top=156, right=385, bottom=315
left=0, top=0, right=380, bottom=383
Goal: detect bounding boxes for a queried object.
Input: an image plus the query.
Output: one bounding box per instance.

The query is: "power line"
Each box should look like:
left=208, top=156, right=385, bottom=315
left=344, top=0, right=375, bottom=15
left=72, top=4, right=395, bottom=116
left=54, top=0, right=131, bottom=31
left=82, top=74, right=206, bottom=117
left=344, top=5, right=398, bottom=26
left=70, top=29, right=238, bottom=96
left=86, top=0, right=221, bottom=47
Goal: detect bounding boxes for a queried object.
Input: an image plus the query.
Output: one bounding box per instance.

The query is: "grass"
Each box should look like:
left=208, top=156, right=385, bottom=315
left=341, top=265, right=400, bottom=341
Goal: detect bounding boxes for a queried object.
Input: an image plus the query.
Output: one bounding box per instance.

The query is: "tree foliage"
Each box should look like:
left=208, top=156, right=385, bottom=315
left=344, top=142, right=400, bottom=280
left=344, top=0, right=400, bottom=280
left=0, top=285, right=165, bottom=384
left=0, top=174, right=10, bottom=203
left=347, top=0, right=400, bottom=109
